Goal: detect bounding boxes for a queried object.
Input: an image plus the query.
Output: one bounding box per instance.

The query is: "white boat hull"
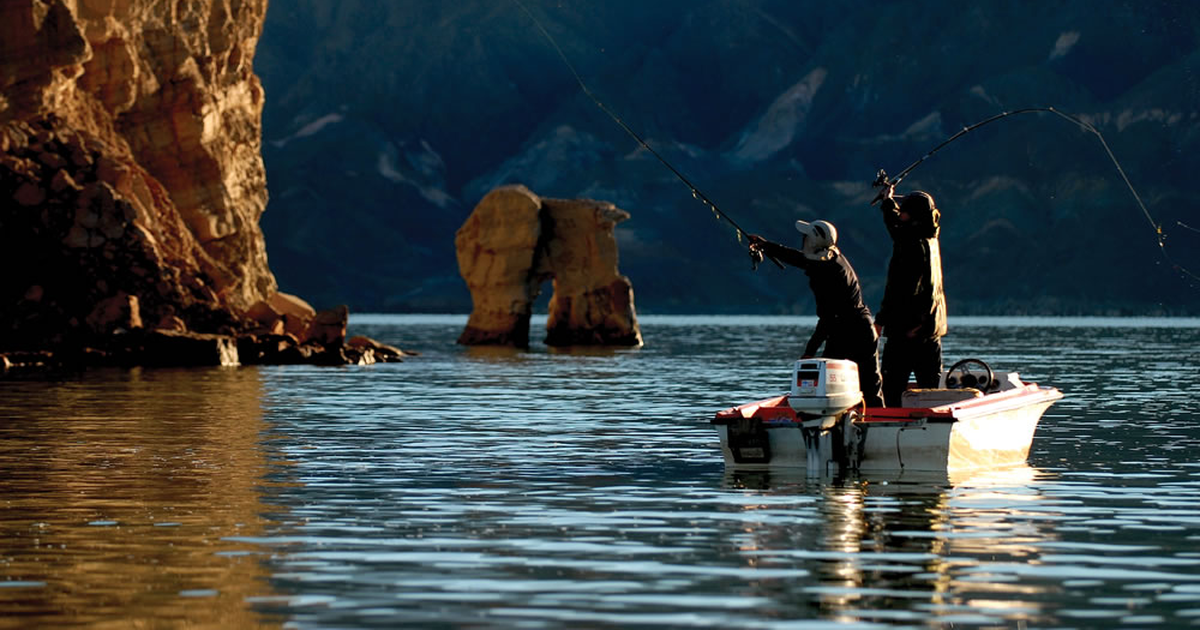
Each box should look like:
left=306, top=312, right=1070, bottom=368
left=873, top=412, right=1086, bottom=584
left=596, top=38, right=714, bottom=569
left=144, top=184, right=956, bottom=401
left=713, top=383, right=1062, bottom=474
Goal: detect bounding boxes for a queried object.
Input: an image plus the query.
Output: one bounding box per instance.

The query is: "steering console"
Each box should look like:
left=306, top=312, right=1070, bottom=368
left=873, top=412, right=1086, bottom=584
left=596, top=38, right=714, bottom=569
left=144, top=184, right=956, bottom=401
left=945, top=358, right=995, bottom=392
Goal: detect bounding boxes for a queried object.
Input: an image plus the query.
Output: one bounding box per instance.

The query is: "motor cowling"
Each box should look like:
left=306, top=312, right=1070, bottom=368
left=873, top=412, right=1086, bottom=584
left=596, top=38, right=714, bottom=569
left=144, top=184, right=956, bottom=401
left=788, top=358, right=863, bottom=416
left=786, top=358, right=866, bottom=474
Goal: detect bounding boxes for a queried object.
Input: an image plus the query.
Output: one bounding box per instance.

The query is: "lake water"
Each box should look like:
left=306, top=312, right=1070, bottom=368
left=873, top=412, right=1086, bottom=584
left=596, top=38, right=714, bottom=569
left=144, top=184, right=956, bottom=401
left=2, top=314, right=1199, bottom=629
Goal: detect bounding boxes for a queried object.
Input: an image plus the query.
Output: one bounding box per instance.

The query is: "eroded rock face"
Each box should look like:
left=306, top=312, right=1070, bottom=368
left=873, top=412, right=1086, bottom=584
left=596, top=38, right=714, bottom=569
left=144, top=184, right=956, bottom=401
left=456, top=184, right=642, bottom=348
left=0, top=0, right=275, bottom=349
left=454, top=185, right=544, bottom=347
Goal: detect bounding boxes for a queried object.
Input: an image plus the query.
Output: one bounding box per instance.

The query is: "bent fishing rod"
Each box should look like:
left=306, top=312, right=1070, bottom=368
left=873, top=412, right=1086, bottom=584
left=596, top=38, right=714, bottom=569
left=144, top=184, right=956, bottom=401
left=871, top=106, right=1198, bottom=285
left=511, top=0, right=783, bottom=269
left=513, top=4, right=1194, bottom=285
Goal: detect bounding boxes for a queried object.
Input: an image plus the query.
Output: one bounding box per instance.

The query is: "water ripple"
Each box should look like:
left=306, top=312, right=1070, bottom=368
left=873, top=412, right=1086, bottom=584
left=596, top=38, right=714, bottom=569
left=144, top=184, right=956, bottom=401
left=1, top=316, right=1197, bottom=628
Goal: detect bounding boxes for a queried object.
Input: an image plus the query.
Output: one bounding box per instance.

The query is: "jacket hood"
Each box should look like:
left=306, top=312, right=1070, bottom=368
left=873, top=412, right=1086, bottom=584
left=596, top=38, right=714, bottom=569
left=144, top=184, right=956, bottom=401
left=899, top=192, right=940, bottom=239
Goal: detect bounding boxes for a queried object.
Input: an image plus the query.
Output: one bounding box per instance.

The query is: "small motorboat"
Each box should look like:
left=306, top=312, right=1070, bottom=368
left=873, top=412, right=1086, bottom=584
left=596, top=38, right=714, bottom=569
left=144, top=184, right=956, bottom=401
left=712, top=357, right=1063, bottom=475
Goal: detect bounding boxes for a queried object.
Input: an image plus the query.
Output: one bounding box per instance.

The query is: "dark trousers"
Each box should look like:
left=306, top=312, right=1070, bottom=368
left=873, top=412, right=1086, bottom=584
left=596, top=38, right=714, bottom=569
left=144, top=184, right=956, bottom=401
left=824, top=330, right=885, bottom=408
left=881, top=335, right=944, bottom=407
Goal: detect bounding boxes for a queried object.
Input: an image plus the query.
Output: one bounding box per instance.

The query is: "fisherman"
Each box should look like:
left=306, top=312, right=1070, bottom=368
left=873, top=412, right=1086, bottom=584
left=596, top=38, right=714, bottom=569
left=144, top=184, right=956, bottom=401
left=749, top=221, right=885, bottom=408
left=874, top=185, right=948, bottom=406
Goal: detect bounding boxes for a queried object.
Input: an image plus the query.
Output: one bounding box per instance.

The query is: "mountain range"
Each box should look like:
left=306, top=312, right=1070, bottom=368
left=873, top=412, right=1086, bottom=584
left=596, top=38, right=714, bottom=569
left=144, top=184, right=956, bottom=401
left=253, top=0, right=1200, bottom=315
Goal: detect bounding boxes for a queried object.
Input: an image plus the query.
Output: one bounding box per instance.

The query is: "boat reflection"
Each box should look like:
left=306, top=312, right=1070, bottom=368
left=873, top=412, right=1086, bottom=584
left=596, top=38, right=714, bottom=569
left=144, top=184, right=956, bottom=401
left=722, top=464, right=1059, bottom=625
left=0, top=367, right=285, bottom=628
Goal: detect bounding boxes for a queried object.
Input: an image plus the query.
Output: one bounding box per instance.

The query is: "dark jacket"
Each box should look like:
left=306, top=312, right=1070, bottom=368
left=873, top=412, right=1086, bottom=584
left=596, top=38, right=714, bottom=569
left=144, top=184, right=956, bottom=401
left=877, top=193, right=947, bottom=340
left=756, top=239, right=876, bottom=357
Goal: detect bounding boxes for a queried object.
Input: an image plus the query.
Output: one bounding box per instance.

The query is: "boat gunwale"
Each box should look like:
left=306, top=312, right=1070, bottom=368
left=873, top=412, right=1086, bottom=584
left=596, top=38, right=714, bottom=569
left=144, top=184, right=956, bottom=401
left=712, top=382, right=1062, bottom=426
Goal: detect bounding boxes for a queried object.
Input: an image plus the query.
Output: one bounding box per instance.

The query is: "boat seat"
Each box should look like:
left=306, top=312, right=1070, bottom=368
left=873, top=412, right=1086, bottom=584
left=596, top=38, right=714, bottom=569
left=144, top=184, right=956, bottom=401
left=901, top=388, right=983, bottom=408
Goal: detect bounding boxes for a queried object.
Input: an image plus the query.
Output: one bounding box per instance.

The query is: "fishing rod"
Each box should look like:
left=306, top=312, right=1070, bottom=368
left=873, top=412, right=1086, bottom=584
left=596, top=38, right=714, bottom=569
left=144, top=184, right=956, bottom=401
left=512, top=5, right=1194, bottom=286
left=510, top=0, right=783, bottom=269
left=871, top=107, right=1199, bottom=285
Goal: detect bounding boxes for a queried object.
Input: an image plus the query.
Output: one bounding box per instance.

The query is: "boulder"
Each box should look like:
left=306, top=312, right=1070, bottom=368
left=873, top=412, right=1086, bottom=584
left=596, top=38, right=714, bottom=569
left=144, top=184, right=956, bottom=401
left=455, top=185, right=642, bottom=348
left=268, top=291, right=316, bottom=339
left=312, top=344, right=375, bottom=366
left=237, top=333, right=308, bottom=365
left=119, top=329, right=239, bottom=367
left=346, top=335, right=409, bottom=362
left=244, top=299, right=281, bottom=326
left=305, top=304, right=348, bottom=347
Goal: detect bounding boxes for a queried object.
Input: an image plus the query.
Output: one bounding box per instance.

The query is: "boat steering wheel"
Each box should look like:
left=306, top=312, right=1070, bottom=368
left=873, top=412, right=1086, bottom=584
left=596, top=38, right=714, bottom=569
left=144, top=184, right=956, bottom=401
left=945, top=358, right=994, bottom=391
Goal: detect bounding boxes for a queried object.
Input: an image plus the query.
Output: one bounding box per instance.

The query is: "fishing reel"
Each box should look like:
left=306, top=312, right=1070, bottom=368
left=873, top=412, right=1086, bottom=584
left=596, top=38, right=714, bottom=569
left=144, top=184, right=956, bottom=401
left=746, top=236, right=783, bottom=271
left=871, top=169, right=889, bottom=188
left=746, top=232, right=766, bottom=270
left=749, top=244, right=764, bottom=270
left=870, top=168, right=892, bottom=205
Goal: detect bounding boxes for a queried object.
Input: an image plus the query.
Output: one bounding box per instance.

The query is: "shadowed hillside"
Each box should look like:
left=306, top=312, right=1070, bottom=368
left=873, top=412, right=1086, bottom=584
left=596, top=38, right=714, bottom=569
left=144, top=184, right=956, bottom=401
left=255, top=0, right=1200, bottom=315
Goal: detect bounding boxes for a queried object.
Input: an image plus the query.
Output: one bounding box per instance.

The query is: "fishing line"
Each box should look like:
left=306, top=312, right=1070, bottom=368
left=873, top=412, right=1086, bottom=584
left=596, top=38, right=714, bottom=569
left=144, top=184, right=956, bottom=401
left=873, top=107, right=1199, bottom=286
left=511, top=4, right=1193, bottom=286
left=510, top=0, right=783, bottom=268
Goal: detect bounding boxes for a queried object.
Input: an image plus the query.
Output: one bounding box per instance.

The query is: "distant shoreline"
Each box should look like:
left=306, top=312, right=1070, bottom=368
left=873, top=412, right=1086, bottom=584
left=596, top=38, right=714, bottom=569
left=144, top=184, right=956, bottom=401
left=349, top=313, right=1200, bottom=329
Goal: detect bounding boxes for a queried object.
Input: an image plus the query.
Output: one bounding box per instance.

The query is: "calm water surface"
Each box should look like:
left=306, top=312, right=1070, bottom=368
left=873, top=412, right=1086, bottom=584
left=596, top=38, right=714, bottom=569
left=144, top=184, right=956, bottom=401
left=1, top=315, right=1199, bottom=628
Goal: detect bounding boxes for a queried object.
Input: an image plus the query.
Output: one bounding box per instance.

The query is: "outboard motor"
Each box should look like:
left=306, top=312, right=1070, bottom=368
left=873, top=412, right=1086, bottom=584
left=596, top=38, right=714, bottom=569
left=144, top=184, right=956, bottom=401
left=787, top=359, right=864, bottom=475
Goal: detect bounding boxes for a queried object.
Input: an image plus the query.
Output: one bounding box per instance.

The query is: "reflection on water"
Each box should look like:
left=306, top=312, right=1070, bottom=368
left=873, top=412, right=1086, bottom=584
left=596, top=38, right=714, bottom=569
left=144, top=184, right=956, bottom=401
left=1, top=316, right=1199, bottom=628
left=725, top=465, right=1059, bottom=625
left=0, top=368, right=282, bottom=629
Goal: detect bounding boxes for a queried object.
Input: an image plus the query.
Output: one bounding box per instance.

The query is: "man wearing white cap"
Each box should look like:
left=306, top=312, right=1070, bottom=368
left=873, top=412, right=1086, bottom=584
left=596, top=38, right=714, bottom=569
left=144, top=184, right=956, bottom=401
left=749, top=220, right=885, bottom=408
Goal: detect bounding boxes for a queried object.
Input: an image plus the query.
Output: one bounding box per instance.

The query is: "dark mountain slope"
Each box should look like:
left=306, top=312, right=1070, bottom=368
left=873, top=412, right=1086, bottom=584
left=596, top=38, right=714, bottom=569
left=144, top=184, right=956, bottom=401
left=255, top=0, right=1200, bottom=315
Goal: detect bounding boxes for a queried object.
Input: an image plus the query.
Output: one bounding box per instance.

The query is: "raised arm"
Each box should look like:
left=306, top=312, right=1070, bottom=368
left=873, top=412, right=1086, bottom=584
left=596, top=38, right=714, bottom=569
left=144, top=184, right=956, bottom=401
left=748, top=235, right=810, bottom=269
left=878, top=184, right=907, bottom=235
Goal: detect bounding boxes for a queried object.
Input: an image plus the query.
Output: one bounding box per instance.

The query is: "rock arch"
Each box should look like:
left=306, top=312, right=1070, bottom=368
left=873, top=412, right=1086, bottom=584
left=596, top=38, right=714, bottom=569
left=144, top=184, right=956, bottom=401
left=455, top=185, right=642, bottom=348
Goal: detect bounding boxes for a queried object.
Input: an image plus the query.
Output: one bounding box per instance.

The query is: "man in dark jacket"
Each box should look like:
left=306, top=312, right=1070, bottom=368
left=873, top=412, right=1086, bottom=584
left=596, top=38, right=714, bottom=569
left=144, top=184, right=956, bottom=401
left=749, top=220, right=885, bottom=408
left=875, top=187, right=948, bottom=406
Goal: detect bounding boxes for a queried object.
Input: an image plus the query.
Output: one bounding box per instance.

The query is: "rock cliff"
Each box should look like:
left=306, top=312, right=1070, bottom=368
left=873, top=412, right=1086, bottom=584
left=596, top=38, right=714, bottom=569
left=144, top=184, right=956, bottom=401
left=456, top=185, right=642, bottom=347
left=0, top=0, right=400, bottom=367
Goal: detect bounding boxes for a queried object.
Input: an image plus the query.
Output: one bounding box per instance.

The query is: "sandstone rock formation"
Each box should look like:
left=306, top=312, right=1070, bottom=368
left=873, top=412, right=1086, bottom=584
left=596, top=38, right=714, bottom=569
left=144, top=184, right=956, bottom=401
left=0, top=0, right=402, bottom=369
left=456, top=185, right=642, bottom=348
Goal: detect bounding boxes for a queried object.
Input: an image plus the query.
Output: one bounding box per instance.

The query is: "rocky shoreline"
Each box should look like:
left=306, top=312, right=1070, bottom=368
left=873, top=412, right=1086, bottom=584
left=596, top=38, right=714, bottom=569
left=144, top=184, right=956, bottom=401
left=0, top=331, right=410, bottom=373
left=1, top=300, right=413, bottom=374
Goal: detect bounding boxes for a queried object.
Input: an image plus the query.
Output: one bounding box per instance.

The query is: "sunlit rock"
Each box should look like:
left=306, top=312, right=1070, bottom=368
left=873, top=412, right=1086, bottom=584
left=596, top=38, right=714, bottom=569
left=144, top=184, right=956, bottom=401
left=0, top=0, right=275, bottom=350
left=244, top=290, right=316, bottom=339
left=0, top=1, right=389, bottom=368
left=347, top=335, right=411, bottom=361
left=269, top=291, right=316, bottom=340
left=455, top=185, right=543, bottom=346
left=456, top=184, right=642, bottom=348
left=539, top=197, right=643, bottom=347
